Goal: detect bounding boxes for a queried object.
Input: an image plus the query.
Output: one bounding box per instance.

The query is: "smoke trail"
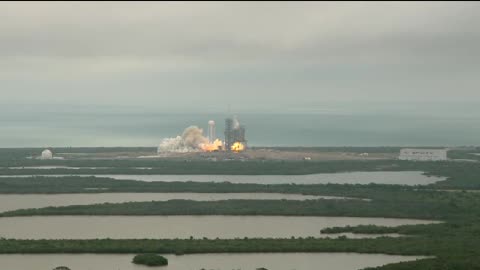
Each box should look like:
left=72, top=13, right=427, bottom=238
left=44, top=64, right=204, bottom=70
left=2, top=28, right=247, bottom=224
left=233, top=115, right=240, bottom=129
left=158, top=126, right=209, bottom=153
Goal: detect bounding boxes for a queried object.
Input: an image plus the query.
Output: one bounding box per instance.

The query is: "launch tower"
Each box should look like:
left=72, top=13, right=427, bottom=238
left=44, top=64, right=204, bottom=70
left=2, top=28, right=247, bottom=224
left=224, top=116, right=247, bottom=151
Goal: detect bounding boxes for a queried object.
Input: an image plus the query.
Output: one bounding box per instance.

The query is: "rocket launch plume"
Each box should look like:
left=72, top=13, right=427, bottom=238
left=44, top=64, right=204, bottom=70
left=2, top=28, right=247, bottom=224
left=158, top=126, right=223, bottom=153
left=158, top=126, right=208, bottom=153
left=231, top=142, right=245, bottom=152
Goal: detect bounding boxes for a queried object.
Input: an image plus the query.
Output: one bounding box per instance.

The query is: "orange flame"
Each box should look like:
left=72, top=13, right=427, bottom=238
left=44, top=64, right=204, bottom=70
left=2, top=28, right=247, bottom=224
left=200, top=139, right=223, bottom=152
left=231, top=142, right=245, bottom=152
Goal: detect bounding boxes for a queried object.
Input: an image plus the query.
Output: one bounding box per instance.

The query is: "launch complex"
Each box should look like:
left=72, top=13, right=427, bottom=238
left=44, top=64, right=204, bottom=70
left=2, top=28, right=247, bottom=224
left=157, top=116, right=247, bottom=154
left=199, top=115, right=247, bottom=153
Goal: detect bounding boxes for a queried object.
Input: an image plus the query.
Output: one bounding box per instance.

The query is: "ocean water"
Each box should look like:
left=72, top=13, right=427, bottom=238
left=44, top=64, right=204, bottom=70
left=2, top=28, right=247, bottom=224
left=1, top=108, right=479, bottom=147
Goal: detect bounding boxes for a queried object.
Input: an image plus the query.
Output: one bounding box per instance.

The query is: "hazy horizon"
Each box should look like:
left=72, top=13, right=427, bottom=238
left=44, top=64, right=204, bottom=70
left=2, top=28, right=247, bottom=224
left=1, top=2, right=479, bottom=147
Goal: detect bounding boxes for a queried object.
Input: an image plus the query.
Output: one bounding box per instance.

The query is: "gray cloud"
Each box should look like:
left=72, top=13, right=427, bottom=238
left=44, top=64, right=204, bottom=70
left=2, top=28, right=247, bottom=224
left=0, top=2, right=479, bottom=109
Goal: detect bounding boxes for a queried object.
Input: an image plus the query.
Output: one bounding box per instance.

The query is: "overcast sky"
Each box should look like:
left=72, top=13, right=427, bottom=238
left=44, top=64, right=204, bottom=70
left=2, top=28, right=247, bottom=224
left=1, top=1, right=479, bottom=112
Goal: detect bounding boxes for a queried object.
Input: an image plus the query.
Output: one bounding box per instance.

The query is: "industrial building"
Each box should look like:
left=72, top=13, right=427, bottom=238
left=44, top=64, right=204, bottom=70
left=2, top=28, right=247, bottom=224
left=224, top=116, right=247, bottom=151
left=399, top=148, right=447, bottom=161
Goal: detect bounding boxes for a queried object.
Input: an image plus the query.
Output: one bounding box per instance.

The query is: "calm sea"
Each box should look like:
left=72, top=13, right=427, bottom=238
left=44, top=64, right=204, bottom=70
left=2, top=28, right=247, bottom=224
left=1, top=108, right=479, bottom=147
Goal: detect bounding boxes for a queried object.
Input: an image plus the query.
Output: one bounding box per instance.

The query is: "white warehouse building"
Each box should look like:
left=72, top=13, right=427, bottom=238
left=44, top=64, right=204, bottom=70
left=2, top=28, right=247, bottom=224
left=399, top=148, right=448, bottom=161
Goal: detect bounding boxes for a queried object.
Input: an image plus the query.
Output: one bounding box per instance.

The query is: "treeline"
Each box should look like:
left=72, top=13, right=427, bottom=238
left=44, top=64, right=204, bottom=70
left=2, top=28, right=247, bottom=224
left=251, top=146, right=405, bottom=153
left=0, top=176, right=411, bottom=198
left=320, top=221, right=474, bottom=238
left=2, top=193, right=477, bottom=220
left=320, top=223, right=451, bottom=235
left=1, top=146, right=400, bottom=159
left=321, top=225, right=401, bottom=234
left=0, top=235, right=479, bottom=269
left=0, top=159, right=407, bottom=175
left=447, top=149, right=480, bottom=161
left=0, top=158, right=479, bottom=190
left=0, top=237, right=434, bottom=255
left=0, top=157, right=467, bottom=177
left=362, top=257, right=480, bottom=270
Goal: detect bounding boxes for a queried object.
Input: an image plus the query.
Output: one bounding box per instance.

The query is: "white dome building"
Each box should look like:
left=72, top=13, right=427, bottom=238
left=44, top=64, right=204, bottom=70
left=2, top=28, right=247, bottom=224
left=41, top=149, right=53, bottom=160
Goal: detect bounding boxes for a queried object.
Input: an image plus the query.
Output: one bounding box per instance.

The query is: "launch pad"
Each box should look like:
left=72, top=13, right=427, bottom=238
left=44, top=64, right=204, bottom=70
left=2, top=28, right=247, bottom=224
left=157, top=116, right=248, bottom=154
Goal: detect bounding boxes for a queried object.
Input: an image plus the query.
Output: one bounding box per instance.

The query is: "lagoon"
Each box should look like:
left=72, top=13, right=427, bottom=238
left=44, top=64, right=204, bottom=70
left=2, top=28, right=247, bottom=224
left=0, top=193, right=331, bottom=213
left=0, top=171, right=444, bottom=185
left=0, top=253, right=429, bottom=270
left=0, top=216, right=438, bottom=240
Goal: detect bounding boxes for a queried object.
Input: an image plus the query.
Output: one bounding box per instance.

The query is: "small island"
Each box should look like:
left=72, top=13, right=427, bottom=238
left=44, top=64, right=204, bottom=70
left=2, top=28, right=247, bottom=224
left=132, top=254, right=168, bottom=267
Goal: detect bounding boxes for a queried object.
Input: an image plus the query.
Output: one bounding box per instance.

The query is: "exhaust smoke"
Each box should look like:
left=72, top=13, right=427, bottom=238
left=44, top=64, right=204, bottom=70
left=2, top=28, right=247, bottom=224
left=158, top=126, right=224, bottom=153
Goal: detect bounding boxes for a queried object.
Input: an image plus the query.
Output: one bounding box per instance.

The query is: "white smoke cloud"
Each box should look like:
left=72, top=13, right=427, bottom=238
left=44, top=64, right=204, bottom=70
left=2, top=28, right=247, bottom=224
left=233, top=115, right=240, bottom=129
left=158, top=126, right=209, bottom=153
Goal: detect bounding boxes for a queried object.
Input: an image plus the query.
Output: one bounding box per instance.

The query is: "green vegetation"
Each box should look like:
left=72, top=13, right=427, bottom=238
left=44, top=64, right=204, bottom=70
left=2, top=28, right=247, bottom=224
left=251, top=146, right=407, bottom=153
left=0, top=159, right=406, bottom=175
left=0, top=232, right=479, bottom=269
left=0, top=146, right=476, bottom=177
left=447, top=148, right=480, bottom=162
left=2, top=147, right=480, bottom=269
left=0, top=159, right=479, bottom=195
left=0, top=176, right=381, bottom=196
left=0, top=147, right=154, bottom=160
left=321, top=225, right=401, bottom=234
left=2, top=191, right=475, bottom=220
left=132, top=254, right=168, bottom=266
left=319, top=224, right=442, bottom=235
left=0, top=157, right=450, bottom=176
left=3, top=172, right=480, bottom=220
left=0, top=157, right=479, bottom=191
left=0, top=161, right=479, bottom=269
left=0, top=237, right=434, bottom=255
